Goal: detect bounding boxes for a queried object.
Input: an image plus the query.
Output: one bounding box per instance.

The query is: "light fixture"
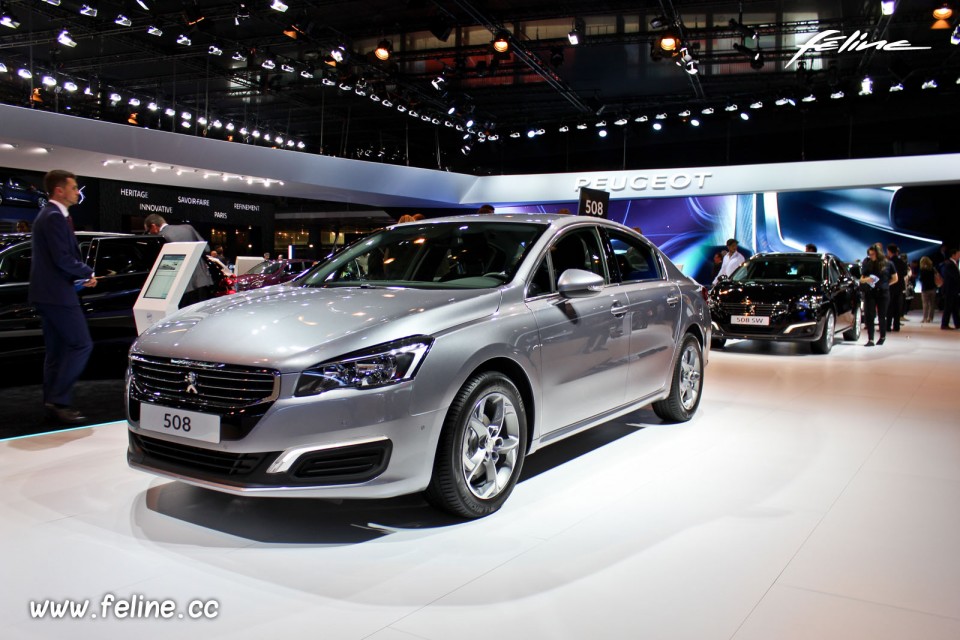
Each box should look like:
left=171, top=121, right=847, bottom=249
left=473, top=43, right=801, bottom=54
left=42, top=0, right=61, bottom=5
left=84, top=85, right=94, bottom=95
left=652, top=122, right=662, bottom=131
left=58, top=30, right=78, bottom=48
left=677, top=110, right=691, bottom=117
left=197, top=116, right=207, bottom=125
left=63, top=81, right=78, bottom=92
left=330, top=44, right=348, bottom=63
left=655, top=113, right=667, bottom=120
left=724, top=103, right=738, bottom=111
left=240, top=127, right=249, bottom=135
left=128, top=97, right=140, bottom=107
left=181, top=111, right=191, bottom=120
left=634, top=115, right=649, bottom=122
left=775, top=97, right=796, bottom=106
left=374, top=40, right=392, bottom=61
left=881, top=1, right=895, bottom=16
left=802, top=93, right=817, bottom=102
left=252, top=129, right=261, bottom=138
left=860, top=77, right=874, bottom=95
left=567, top=28, right=580, bottom=45
left=297, top=141, right=305, bottom=149
left=922, top=79, right=938, bottom=89
left=281, top=63, right=294, bottom=73
left=41, top=75, right=57, bottom=87
left=275, top=135, right=284, bottom=145
left=676, top=47, right=698, bottom=75
left=212, top=119, right=222, bottom=128
left=262, top=58, right=276, bottom=70
left=135, top=0, right=150, bottom=10
left=831, top=90, right=845, bottom=99
left=932, top=4, right=952, bottom=20
left=701, top=107, right=715, bottom=115
left=691, top=118, right=700, bottom=127
left=80, top=4, right=97, bottom=17
left=889, top=82, right=904, bottom=92
left=181, top=120, right=191, bottom=129
left=659, top=35, right=678, bottom=52
left=232, top=50, right=246, bottom=61
left=1, top=9, right=20, bottom=29
left=650, top=16, right=669, bottom=29
left=147, top=25, right=162, bottom=36
left=177, top=34, right=191, bottom=46
left=286, top=140, right=295, bottom=147
left=526, top=129, right=536, bottom=138
left=492, top=31, right=510, bottom=54
left=598, top=128, right=608, bottom=138
left=115, top=14, right=132, bottom=27
left=740, top=112, right=750, bottom=120
left=300, top=68, right=314, bottom=79
left=381, top=98, right=393, bottom=107
left=465, top=118, right=475, bottom=128
left=164, top=107, right=175, bottom=117
left=431, top=75, right=446, bottom=90
left=750, top=100, right=763, bottom=109
left=146, top=101, right=158, bottom=111
left=270, top=0, right=288, bottom=12
left=109, top=92, right=122, bottom=103
left=595, top=119, right=607, bottom=127
left=509, top=131, right=521, bottom=138
left=733, top=43, right=764, bottom=69
left=614, top=117, right=628, bottom=126
left=208, top=45, right=223, bottom=56
left=729, top=17, right=758, bottom=40
left=951, top=25, right=960, bottom=45
left=559, top=125, right=570, bottom=132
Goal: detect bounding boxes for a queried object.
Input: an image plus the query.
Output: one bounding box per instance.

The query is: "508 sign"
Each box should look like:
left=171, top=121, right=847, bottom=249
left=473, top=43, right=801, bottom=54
left=578, top=187, right=610, bottom=218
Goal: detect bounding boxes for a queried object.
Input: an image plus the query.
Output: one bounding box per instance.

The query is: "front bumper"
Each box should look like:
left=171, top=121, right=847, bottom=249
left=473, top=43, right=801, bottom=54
left=710, top=313, right=826, bottom=342
left=127, top=375, right=446, bottom=499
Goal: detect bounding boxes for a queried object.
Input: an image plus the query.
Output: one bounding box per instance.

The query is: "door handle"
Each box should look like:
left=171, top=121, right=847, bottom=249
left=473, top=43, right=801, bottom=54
left=666, top=295, right=680, bottom=306
left=610, top=302, right=627, bottom=318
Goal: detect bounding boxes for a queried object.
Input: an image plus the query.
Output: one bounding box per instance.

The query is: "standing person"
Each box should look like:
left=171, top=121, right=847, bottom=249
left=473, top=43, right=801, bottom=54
left=709, top=251, right=723, bottom=281
left=477, top=204, right=495, bottom=214
left=860, top=243, right=897, bottom=346
left=713, top=238, right=745, bottom=284
left=28, top=170, right=98, bottom=425
left=805, top=243, right=817, bottom=252
left=939, top=247, right=960, bottom=330
left=918, top=256, right=938, bottom=323
left=885, top=244, right=908, bottom=332
left=143, top=214, right=214, bottom=307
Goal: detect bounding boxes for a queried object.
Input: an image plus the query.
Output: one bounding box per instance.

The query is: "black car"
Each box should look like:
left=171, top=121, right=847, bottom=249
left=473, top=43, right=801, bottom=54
left=0, top=232, right=164, bottom=357
left=708, top=252, right=862, bottom=354
left=0, top=176, right=48, bottom=209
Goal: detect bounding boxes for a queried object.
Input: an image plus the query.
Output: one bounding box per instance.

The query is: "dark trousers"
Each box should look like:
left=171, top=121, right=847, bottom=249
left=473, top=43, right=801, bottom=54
left=864, top=288, right=889, bottom=342
left=942, top=291, right=960, bottom=329
left=35, top=302, right=93, bottom=406
left=886, top=285, right=904, bottom=331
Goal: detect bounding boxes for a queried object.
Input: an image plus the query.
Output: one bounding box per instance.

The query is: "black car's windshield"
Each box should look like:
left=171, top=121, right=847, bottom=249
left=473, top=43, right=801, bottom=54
left=732, top=257, right=823, bottom=283
left=299, top=221, right=547, bottom=289
left=248, top=261, right=282, bottom=275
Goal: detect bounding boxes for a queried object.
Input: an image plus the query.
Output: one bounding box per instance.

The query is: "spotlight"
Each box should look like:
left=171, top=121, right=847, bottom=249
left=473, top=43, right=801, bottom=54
left=252, top=129, right=260, bottom=138
left=952, top=25, right=960, bottom=44
left=465, top=118, right=475, bottom=128
left=492, top=31, right=510, bottom=53
left=650, top=16, right=668, bottom=29
left=677, top=110, right=691, bottom=117
left=147, top=101, right=157, bottom=111
left=240, top=127, right=249, bottom=135
left=880, top=1, right=895, bottom=16
left=733, top=43, right=764, bottom=68
left=177, top=34, right=192, bottom=46
left=509, top=131, right=521, bottom=138
left=701, top=107, right=715, bottom=115
left=330, top=44, right=348, bottom=63
left=382, top=98, right=393, bottom=107
left=374, top=40, right=392, bottom=61
left=115, top=14, right=132, bottom=27
left=598, top=129, right=607, bottom=138
left=80, top=4, right=97, bottom=17
left=212, top=120, right=222, bottom=128
left=889, top=82, right=904, bottom=92
left=128, top=97, right=140, bottom=106
left=691, top=118, right=700, bottom=127
left=659, top=35, right=678, bottom=52
left=262, top=58, right=276, bottom=70
left=232, top=50, right=246, bottom=61
left=147, top=26, right=162, bottom=36
left=526, top=129, right=536, bottom=138
left=750, top=100, right=763, bottom=109
left=932, top=4, right=952, bottom=20
left=725, top=103, right=738, bottom=111
left=208, top=45, right=223, bottom=56
left=109, top=92, right=121, bottom=103
left=17, top=68, right=32, bottom=79
left=634, top=115, right=649, bottom=122
left=740, top=112, right=750, bottom=120
left=595, top=119, right=607, bottom=127
left=676, top=47, right=698, bottom=74
left=652, top=122, right=662, bottom=131
left=164, top=107, right=175, bottom=117
left=41, top=0, right=60, bottom=5
left=614, top=117, right=628, bottom=126
left=58, top=30, right=78, bottom=48
left=275, top=136, right=284, bottom=145
left=281, top=63, right=294, bottom=73
left=576, top=123, right=588, bottom=130
left=225, top=122, right=235, bottom=131
left=728, top=18, right=758, bottom=40
left=802, top=93, right=817, bottom=102
left=655, top=113, right=667, bottom=120
left=1, top=9, right=20, bottom=29
left=922, top=79, right=938, bottom=89
left=567, top=29, right=580, bottom=45
left=270, top=0, right=288, bottom=12
left=181, top=120, right=190, bottom=129
left=431, top=75, right=446, bottom=90
left=860, top=77, right=874, bottom=95
left=197, top=117, right=207, bottom=125
left=135, top=0, right=150, bottom=10
left=297, top=141, right=305, bottom=149
left=63, top=81, right=78, bottom=92
left=559, top=125, right=570, bottom=132
left=831, top=90, right=845, bottom=99
left=41, top=75, right=57, bottom=87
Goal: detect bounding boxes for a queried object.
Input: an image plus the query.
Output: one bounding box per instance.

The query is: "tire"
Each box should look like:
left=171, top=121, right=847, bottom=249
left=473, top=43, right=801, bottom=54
left=36, top=196, right=47, bottom=208
left=811, top=310, right=835, bottom=354
left=424, top=372, right=527, bottom=519
left=842, top=306, right=861, bottom=341
left=711, top=337, right=726, bottom=349
left=652, top=334, right=704, bottom=423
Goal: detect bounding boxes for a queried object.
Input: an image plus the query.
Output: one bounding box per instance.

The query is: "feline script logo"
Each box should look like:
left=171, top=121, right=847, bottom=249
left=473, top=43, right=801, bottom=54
left=786, top=29, right=931, bottom=68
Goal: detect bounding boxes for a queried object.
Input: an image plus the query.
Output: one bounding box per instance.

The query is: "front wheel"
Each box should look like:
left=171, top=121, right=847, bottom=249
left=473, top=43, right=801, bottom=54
left=811, top=310, right=835, bottom=354
left=652, top=334, right=704, bottom=423
left=842, top=306, right=861, bottom=341
left=424, top=372, right=527, bottom=519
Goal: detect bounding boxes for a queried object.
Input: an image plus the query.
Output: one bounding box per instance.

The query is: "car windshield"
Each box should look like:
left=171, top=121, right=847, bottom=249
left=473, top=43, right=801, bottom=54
left=732, top=257, right=823, bottom=283
left=247, top=261, right=282, bottom=275
left=0, top=235, right=27, bottom=252
left=299, top=221, right=547, bottom=289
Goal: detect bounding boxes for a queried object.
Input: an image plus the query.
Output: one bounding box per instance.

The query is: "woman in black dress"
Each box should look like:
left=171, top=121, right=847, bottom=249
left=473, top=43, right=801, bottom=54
left=859, top=243, right=898, bottom=346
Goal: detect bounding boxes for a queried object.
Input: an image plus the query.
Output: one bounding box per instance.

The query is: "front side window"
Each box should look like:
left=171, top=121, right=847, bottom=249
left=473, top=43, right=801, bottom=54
left=299, top=221, right=546, bottom=290
left=0, top=245, right=31, bottom=284
left=546, top=227, right=607, bottom=287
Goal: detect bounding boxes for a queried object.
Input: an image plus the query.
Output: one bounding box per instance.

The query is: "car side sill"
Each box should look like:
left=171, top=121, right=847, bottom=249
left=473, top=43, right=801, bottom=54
left=536, top=389, right=667, bottom=447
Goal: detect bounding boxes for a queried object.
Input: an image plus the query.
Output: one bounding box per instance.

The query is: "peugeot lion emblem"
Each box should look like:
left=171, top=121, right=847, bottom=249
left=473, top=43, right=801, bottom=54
left=185, top=371, right=199, bottom=395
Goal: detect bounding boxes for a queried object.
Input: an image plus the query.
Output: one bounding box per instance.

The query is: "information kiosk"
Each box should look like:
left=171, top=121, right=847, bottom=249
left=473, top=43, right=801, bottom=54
left=133, top=241, right=208, bottom=334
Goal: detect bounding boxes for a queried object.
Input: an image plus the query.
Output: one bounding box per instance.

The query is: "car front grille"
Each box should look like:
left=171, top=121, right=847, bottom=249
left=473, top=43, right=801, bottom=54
left=130, top=355, right=279, bottom=412
left=130, top=433, right=270, bottom=476
left=720, top=302, right=788, bottom=316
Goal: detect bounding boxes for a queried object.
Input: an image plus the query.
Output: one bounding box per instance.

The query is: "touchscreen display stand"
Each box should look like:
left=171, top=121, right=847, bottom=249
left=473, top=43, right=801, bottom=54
left=133, top=241, right=208, bottom=334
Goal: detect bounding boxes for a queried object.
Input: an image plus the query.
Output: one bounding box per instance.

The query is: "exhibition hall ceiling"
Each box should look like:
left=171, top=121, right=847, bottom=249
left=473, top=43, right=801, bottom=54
left=1, top=0, right=959, bottom=175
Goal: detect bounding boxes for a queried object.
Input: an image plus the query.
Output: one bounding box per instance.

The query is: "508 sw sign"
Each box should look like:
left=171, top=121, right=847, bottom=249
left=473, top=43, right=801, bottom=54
left=786, top=29, right=931, bottom=68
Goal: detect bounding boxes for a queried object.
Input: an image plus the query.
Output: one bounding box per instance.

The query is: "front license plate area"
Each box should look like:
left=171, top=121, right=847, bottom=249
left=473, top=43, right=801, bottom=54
left=731, top=314, right=770, bottom=326
left=139, top=403, right=221, bottom=443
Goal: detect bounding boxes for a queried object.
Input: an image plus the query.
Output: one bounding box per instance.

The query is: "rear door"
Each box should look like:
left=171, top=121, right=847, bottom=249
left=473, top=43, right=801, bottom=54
left=0, top=241, right=44, bottom=355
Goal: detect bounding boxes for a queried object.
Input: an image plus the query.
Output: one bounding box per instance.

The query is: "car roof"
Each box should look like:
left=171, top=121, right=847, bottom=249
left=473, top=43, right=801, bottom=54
left=391, top=213, right=638, bottom=233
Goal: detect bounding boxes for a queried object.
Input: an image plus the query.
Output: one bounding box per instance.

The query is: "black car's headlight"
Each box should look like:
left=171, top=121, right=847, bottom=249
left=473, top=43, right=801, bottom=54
left=295, top=336, right=433, bottom=397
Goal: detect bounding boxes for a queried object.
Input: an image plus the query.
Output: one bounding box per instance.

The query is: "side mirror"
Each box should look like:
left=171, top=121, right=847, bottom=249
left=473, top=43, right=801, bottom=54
left=557, top=269, right=604, bottom=298
left=716, top=274, right=730, bottom=282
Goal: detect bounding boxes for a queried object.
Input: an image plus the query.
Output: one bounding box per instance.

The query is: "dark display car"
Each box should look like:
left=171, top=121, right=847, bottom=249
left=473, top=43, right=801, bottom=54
left=235, top=258, right=313, bottom=291
left=126, top=214, right=710, bottom=519
left=708, top=252, right=862, bottom=354
left=0, top=176, right=48, bottom=209
left=0, top=232, right=164, bottom=357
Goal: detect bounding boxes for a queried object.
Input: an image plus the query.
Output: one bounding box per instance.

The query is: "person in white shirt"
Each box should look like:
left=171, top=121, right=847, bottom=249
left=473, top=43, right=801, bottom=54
left=714, top=238, right=745, bottom=284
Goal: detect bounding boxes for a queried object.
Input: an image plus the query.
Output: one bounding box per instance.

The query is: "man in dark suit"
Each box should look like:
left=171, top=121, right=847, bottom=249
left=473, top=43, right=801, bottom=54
left=143, top=214, right=214, bottom=307
left=28, top=170, right=98, bottom=425
left=939, top=247, right=960, bottom=330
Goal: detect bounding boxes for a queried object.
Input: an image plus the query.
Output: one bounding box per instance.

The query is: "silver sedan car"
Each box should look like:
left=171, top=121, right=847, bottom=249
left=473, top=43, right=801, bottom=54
left=127, top=214, right=710, bottom=518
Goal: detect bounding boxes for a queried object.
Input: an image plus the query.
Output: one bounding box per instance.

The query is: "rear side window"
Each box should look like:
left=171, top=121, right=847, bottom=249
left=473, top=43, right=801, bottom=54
left=91, top=239, right=161, bottom=277
left=0, top=245, right=31, bottom=284
left=604, top=229, right=662, bottom=282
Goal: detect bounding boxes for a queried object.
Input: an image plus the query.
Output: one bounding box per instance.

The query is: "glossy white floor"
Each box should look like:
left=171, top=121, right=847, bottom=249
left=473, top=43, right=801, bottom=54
left=2, top=310, right=959, bottom=640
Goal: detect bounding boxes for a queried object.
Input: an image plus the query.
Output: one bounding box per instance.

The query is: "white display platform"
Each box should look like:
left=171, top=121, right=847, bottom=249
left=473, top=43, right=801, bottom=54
left=235, top=256, right=265, bottom=276
left=2, top=315, right=959, bottom=639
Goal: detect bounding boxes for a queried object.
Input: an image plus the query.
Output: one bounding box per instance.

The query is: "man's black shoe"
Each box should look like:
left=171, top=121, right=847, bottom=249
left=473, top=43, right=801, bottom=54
left=44, top=404, right=88, bottom=425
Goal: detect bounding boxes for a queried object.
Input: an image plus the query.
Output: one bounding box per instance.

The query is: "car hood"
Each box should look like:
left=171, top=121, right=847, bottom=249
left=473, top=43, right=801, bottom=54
left=712, top=281, right=823, bottom=303
left=133, top=285, right=502, bottom=371
left=235, top=274, right=270, bottom=290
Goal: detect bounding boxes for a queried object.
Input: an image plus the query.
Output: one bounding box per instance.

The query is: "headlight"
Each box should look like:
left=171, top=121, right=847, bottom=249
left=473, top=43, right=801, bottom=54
left=295, top=336, right=433, bottom=397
